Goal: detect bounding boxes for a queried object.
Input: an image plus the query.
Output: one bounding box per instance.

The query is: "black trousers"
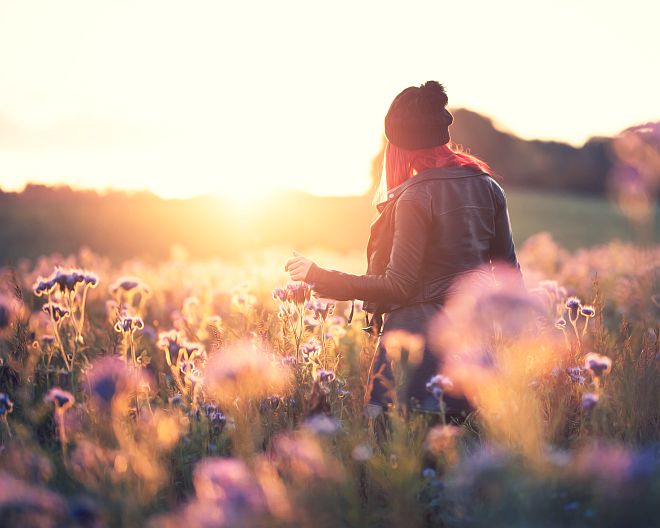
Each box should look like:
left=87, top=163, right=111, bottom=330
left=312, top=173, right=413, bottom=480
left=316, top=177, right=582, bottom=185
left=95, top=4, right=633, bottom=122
left=368, top=302, right=472, bottom=415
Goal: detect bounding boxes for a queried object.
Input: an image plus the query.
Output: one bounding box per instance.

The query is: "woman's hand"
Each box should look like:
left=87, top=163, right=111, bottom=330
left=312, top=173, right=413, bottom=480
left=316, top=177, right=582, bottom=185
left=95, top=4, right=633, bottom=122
left=285, top=251, right=314, bottom=282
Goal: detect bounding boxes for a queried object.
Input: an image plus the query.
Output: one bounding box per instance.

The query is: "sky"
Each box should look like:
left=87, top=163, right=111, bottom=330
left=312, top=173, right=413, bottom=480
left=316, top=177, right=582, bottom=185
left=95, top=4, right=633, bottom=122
left=0, top=0, right=658, bottom=199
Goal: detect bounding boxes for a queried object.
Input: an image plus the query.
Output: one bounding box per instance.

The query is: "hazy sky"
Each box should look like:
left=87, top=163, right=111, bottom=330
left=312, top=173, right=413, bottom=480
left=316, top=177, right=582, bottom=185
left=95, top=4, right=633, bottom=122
left=0, top=0, right=658, bottom=198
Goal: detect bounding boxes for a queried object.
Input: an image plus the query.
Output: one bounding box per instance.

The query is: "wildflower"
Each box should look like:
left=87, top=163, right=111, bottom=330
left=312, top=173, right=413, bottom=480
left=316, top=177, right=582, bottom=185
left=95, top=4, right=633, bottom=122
left=426, top=374, right=454, bottom=401
left=581, top=392, right=599, bottom=411
left=300, top=339, right=321, bottom=363
left=316, top=369, right=336, bottom=383
left=194, top=458, right=266, bottom=512
left=56, top=269, right=84, bottom=292
left=113, top=314, right=144, bottom=334
left=44, top=388, right=74, bottom=411
left=566, top=296, right=582, bottom=322
left=110, top=276, right=147, bottom=295
left=280, top=355, right=297, bottom=368
left=207, top=409, right=227, bottom=433
left=33, top=277, right=56, bottom=297
left=584, top=352, right=612, bottom=377
left=0, top=393, right=14, bottom=417
left=42, top=303, right=70, bottom=323
left=566, top=367, right=587, bottom=384
left=422, top=468, right=437, bottom=480
left=83, top=272, right=99, bottom=288
left=158, top=330, right=183, bottom=365
left=85, top=356, right=141, bottom=406
left=306, top=299, right=335, bottom=321
left=272, top=287, right=288, bottom=303
left=303, top=414, right=341, bottom=435
left=581, top=305, right=596, bottom=318
left=554, top=317, right=567, bottom=330
left=259, top=396, right=282, bottom=413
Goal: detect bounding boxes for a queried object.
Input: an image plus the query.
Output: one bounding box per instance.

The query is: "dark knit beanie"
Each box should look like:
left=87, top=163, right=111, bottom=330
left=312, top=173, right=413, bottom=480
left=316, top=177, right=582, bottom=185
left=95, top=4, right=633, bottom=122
left=384, top=81, right=454, bottom=150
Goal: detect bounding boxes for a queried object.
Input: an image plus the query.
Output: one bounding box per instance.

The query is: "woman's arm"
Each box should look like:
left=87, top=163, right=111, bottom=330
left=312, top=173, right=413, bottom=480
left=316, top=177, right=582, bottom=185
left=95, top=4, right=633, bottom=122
left=302, top=194, right=431, bottom=304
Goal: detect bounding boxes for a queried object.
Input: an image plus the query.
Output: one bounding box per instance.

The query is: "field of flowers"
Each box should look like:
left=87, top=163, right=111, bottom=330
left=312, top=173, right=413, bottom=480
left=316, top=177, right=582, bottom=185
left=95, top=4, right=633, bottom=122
left=0, top=233, right=658, bottom=528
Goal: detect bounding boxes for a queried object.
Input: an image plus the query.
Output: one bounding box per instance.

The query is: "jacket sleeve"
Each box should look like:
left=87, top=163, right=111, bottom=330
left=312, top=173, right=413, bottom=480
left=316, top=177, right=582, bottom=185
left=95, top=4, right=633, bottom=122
left=306, top=194, right=430, bottom=304
left=490, top=184, right=522, bottom=276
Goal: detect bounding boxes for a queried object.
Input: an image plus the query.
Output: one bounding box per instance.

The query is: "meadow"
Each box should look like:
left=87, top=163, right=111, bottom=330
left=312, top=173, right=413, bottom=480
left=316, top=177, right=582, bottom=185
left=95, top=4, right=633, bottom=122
left=0, top=232, right=658, bottom=528
left=0, top=186, right=657, bottom=265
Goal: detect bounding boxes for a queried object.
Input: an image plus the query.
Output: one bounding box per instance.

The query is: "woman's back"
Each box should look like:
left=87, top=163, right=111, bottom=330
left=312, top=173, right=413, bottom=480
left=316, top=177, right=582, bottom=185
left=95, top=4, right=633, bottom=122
left=384, top=165, right=519, bottom=307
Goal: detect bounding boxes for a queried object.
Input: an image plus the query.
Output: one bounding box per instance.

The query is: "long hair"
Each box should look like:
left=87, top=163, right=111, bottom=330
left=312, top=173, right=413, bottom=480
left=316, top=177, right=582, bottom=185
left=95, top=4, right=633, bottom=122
left=385, top=142, right=494, bottom=191
left=372, top=141, right=496, bottom=207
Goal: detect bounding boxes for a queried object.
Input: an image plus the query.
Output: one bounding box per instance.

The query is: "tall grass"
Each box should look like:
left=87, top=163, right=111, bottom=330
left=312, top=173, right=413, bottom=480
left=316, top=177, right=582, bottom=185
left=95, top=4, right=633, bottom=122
left=0, top=235, right=657, bottom=527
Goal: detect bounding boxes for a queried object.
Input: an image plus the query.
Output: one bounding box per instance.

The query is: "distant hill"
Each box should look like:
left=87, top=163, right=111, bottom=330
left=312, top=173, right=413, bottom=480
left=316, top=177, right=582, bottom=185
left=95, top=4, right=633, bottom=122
left=447, top=109, right=614, bottom=194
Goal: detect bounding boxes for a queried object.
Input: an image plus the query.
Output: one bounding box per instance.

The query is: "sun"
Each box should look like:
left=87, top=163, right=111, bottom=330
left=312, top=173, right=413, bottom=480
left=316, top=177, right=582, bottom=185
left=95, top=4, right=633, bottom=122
left=212, top=175, right=274, bottom=208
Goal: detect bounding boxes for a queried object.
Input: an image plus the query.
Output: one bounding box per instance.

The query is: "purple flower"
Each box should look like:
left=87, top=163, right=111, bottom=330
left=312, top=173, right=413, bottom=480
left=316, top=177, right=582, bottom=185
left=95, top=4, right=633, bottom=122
left=584, top=353, right=612, bottom=377
left=193, top=458, right=266, bottom=511
left=316, top=370, right=336, bottom=383
left=85, top=356, right=139, bottom=406
left=580, top=305, right=596, bottom=318
left=272, top=287, right=288, bottom=303
left=0, top=392, right=14, bottom=417
left=280, top=355, right=297, bottom=368
left=426, top=374, right=453, bottom=400
left=566, top=367, right=587, bottom=384
left=300, top=339, right=321, bottom=362
left=42, top=303, right=70, bottom=323
left=306, top=299, right=336, bottom=321
left=113, top=314, right=144, bottom=334
left=566, top=296, right=582, bottom=321
left=582, top=392, right=599, bottom=411
left=44, top=388, right=75, bottom=410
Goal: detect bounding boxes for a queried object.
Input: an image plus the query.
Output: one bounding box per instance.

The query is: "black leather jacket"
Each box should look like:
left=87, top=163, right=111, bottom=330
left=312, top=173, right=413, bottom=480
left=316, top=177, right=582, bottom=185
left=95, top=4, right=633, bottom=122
left=307, top=166, right=521, bottom=315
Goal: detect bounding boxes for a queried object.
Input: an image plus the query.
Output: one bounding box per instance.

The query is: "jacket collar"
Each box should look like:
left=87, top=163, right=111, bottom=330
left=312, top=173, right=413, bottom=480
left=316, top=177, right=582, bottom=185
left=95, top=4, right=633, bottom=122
left=376, top=166, right=486, bottom=212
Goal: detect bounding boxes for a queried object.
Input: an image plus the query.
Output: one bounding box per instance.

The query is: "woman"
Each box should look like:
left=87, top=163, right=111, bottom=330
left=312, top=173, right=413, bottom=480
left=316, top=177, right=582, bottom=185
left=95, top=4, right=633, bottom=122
left=286, top=81, right=522, bottom=418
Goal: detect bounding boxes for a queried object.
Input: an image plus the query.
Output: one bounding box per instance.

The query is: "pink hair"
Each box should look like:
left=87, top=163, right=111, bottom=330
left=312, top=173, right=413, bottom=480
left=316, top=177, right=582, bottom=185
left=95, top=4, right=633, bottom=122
left=385, top=142, right=494, bottom=191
